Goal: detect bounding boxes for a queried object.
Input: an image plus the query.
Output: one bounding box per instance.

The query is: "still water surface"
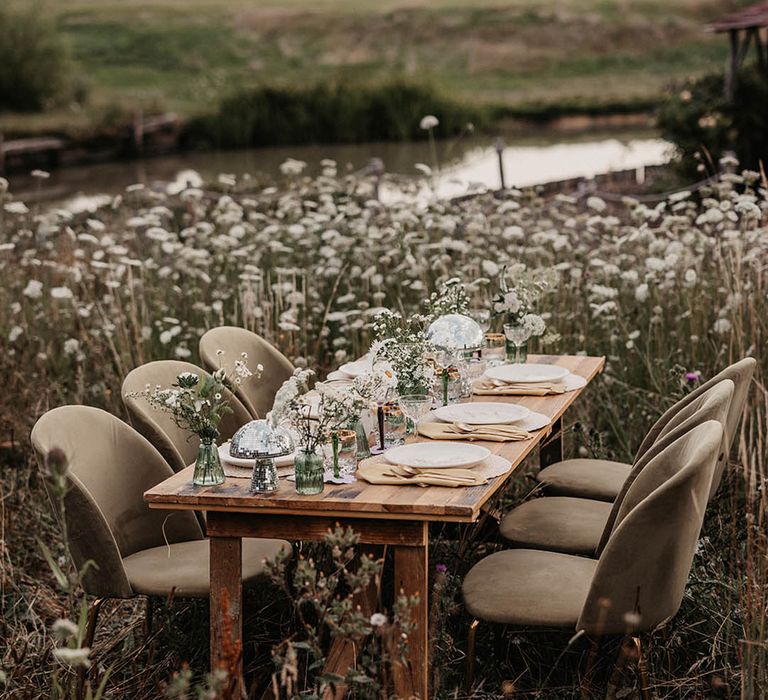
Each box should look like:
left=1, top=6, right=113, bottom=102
left=8, top=129, right=671, bottom=210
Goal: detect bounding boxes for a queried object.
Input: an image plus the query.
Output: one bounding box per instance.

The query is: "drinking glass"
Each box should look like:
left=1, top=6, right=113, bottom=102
left=471, top=308, right=491, bottom=334
left=482, top=332, right=506, bottom=365
left=398, top=394, right=434, bottom=434
left=504, top=323, right=532, bottom=363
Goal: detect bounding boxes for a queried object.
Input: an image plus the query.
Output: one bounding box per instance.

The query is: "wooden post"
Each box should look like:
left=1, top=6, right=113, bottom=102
left=495, top=138, right=506, bottom=191
left=210, top=535, right=244, bottom=698
left=726, top=29, right=740, bottom=99
left=392, top=529, right=429, bottom=699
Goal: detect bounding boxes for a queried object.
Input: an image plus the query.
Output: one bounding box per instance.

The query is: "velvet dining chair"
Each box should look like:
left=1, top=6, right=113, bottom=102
left=199, top=326, right=294, bottom=420
left=462, top=420, right=723, bottom=698
left=498, top=378, right=734, bottom=557
left=31, top=406, right=291, bottom=651
left=122, top=360, right=252, bottom=473
left=534, top=357, right=755, bottom=501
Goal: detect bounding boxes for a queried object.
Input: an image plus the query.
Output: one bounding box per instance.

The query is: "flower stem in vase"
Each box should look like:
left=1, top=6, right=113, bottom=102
left=332, top=431, right=341, bottom=479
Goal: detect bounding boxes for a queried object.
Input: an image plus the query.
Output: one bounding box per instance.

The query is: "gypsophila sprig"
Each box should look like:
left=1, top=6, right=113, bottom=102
left=371, top=310, right=436, bottom=394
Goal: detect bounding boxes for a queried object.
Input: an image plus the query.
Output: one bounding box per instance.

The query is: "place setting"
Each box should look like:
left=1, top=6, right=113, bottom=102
left=357, top=441, right=513, bottom=488
left=472, top=362, right=587, bottom=396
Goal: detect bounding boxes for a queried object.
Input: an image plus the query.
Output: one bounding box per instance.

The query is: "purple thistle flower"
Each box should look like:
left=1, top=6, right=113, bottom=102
left=435, top=563, right=447, bottom=574
left=685, top=371, right=702, bottom=383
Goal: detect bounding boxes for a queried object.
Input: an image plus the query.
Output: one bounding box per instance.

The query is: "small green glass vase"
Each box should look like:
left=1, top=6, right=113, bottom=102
left=294, top=447, right=324, bottom=495
left=193, top=438, right=225, bottom=486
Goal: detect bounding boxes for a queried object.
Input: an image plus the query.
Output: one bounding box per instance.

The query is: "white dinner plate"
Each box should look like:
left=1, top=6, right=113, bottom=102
left=433, top=402, right=530, bottom=425
left=384, top=442, right=490, bottom=469
left=484, top=363, right=569, bottom=384
left=338, top=358, right=373, bottom=378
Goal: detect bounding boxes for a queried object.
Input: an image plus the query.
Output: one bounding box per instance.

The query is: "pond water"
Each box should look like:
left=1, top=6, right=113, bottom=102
left=7, top=128, right=671, bottom=210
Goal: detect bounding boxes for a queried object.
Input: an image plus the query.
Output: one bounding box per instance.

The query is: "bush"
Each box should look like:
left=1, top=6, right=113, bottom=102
left=186, top=79, right=484, bottom=148
left=0, top=2, right=74, bottom=112
left=657, top=65, right=768, bottom=176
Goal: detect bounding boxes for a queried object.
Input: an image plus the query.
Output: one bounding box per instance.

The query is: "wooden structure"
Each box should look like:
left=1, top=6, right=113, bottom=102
left=145, top=353, right=605, bottom=698
left=0, top=135, right=66, bottom=175
left=709, top=2, right=768, bottom=98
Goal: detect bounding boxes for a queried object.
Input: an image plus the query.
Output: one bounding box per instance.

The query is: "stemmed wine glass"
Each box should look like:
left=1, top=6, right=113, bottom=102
left=398, top=394, right=434, bottom=435
left=503, top=323, right=532, bottom=363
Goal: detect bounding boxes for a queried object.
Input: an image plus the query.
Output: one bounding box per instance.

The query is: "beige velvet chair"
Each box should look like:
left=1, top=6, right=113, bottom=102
left=122, top=360, right=252, bottom=473
left=535, top=357, right=755, bottom=500
left=463, top=421, right=723, bottom=697
left=199, top=326, right=294, bottom=419
left=31, top=406, right=290, bottom=647
left=498, top=380, right=733, bottom=556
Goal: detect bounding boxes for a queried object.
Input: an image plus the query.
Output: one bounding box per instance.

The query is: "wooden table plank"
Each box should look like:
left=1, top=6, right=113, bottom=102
left=145, top=355, right=605, bottom=524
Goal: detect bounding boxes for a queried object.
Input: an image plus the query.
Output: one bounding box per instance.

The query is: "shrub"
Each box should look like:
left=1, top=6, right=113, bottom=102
left=657, top=65, right=768, bottom=176
left=0, top=2, right=74, bottom=112
left=186, top=79, right=483, bottom=148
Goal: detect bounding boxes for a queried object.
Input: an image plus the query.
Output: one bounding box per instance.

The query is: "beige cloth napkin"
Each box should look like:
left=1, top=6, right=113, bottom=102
left=417, top=422, right=531, bottom=442
left=472, top=378, right=567, bottom=396
left=357, top=457, right=486, bottom=487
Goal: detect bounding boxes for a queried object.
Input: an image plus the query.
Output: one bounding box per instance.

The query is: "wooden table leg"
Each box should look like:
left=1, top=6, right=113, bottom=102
left=210, top=535, right=244, bottom=698
left=392, top=540, right=429, bottom=699
left=539, top=416, right=563, bottom=469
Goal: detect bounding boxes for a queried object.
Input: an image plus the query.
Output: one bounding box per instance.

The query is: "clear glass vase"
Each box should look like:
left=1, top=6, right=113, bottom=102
left=193, top=438, right=225, bottom=486
left=294, top=448, right=324, bottom=495
left=352, top=419, right=371, bottom=460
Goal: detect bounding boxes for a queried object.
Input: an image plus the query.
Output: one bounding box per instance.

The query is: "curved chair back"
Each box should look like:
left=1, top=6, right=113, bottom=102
left=634, top=357, right=755, bottom=462
left=31, top=406, right=203, bottom=598
left=199, top=326, right=294, bottom=419
left=595, top=380, right=733, bottom=555
left=122, top=360, right=252, bottom=473
left=578, top=421, right=722, bottom=636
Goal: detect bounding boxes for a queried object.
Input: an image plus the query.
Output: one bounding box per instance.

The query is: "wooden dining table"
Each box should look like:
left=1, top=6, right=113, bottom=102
left=144, top=353, right=605, bottom=698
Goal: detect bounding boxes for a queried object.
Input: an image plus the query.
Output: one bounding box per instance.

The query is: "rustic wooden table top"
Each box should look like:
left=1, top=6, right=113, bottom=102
left=145, top=354, right=605, bottom=523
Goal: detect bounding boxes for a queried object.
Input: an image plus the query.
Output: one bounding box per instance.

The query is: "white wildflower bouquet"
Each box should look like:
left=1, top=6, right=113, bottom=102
left=371, top=310, right=436, bottom=395
left=271, top=368, right=391, bottom=452
left=492, top=264, right=559, bottom=341
left=426, top=277, right=470, bottom=316
left=127, top=353, right=258, bottom=441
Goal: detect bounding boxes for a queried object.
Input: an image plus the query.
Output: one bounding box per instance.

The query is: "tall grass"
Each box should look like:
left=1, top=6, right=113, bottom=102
left=0, top=164, right=766, bottom=696
left=186, top=80, right=483, bottom=148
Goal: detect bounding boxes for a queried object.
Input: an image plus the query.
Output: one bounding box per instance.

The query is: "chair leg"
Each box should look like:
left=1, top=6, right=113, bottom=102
left=605, top=637, right=632, bottom=700
left=580, top=635, right=601, bottom=700
left=83, top=597, right=105, bottom=649
left=78, top=598, right=106, bottom=700
left=464, top=618, right=481, bottom=692
left=631, top=636, right=651, bottom=700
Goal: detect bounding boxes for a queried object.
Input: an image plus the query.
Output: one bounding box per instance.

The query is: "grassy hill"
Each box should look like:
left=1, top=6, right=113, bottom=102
left=0, top=0, right=742, bottom=137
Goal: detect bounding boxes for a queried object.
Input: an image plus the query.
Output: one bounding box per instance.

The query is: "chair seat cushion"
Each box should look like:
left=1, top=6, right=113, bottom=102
left=463, top=549, right=596, bottom=627
left=123, top=538, right=291, bottom=597
left=499, top=497, right=613, bottom=556
left=535, top=459, right=631, bottom=501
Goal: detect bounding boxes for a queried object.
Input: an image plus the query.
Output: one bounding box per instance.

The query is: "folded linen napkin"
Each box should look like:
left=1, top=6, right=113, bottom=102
left=472, top=378, right=567, bottom=396
left=473, top=372, right=588, bottom=396
left=418, top=421, right=531, bottom=442
left=357, top=459, right=487, bottom=487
